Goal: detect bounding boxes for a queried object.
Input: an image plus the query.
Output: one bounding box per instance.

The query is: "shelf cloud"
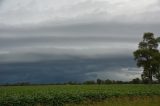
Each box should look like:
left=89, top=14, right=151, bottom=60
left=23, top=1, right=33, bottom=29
left=0, top=0, right=159, bottom=83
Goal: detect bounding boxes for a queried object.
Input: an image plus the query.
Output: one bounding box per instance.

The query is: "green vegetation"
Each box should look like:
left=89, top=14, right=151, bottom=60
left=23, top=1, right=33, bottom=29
left=67, top=96, right=160, bottom=106
left=0, top=84, right=160, bottom=106
left=134, top=32, right=160, bottom=83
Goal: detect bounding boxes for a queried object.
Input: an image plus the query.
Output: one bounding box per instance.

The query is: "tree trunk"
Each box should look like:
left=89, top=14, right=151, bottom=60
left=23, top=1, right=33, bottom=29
left=149, top=70, right=152, bottom=84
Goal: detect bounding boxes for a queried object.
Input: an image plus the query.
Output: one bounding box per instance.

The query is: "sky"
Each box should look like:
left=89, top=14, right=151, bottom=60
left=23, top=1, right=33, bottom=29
left=0, top=0, right=160, bottom=84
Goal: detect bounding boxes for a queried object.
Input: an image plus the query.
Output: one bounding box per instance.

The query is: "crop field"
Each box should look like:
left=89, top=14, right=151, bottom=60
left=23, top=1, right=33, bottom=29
left=0, top=84, right=160, bottom=106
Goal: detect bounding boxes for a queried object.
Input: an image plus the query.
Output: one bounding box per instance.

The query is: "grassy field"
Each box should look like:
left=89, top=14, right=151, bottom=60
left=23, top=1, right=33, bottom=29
left=67, top=96, right=160, bottom=106
left=0, top=84, right=160, bottom=106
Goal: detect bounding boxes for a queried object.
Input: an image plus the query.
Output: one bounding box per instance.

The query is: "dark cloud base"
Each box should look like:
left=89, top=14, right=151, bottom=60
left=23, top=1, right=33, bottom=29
left=0, top=56, right=136, bottom=84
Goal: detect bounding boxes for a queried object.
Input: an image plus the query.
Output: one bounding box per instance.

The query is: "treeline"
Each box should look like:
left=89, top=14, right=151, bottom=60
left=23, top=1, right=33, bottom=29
left=83, top=78, right=160, bottom=85
left=1, top=78, right=160, bottom=86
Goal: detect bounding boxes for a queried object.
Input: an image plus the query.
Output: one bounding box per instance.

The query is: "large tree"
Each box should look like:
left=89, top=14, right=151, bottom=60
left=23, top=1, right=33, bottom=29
left=133, top=32, right=160, bottom=83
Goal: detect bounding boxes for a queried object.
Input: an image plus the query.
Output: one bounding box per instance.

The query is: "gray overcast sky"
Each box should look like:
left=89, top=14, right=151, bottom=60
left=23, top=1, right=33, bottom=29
left=0, top=0, right=159, bottom=83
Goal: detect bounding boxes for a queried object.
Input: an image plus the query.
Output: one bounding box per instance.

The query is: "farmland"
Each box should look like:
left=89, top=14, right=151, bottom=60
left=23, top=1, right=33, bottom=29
left=0, top=84, right=160, bottom=106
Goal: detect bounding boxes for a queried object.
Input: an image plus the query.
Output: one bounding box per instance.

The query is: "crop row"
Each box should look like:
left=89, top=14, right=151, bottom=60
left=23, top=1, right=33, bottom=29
left=0, top=84, right=160, bottom=106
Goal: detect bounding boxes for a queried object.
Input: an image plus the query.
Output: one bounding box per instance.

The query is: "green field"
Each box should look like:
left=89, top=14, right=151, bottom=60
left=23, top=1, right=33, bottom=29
left=0, top=84, right=160, bottom=106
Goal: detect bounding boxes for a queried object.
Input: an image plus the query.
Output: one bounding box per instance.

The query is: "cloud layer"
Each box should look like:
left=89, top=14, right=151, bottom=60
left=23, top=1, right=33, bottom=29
left=0, top=56, right=139, bottom=83
left=0, top=0, right=159, bottom=83
left=0, top=0, right=160, bottom=27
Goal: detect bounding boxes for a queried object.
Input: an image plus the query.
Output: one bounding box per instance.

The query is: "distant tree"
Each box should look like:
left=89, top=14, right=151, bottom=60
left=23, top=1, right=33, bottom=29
left=131, top=78, right=141, bottom=84
left=155, top=72, right=160, bottom=83
left=112, top=80, right=116, bottom=84
left=115, top=80, right=124, bottom=84
left=97, top=79, right=103, bottom=85
left=104, top=79, right=112, bottom=84
left=133, top=32, right=160, bottom=83
left=67, top=81, right=78, bottom=85
left=15, top=82, right=31, bottom=86
left=83, top=80, right=96, bottom=85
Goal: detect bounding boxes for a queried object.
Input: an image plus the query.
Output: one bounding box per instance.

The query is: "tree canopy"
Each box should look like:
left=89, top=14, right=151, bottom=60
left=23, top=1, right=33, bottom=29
left=133, top=32, right=160, bottom=83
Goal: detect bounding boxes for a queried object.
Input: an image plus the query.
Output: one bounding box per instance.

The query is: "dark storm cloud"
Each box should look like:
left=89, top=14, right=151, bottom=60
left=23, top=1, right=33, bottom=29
left=0, top=0, right=159, bottom=83
left=0, top=55, right=138, bottom=84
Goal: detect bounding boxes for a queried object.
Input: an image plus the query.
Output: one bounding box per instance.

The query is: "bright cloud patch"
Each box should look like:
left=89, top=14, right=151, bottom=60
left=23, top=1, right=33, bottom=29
left=0, top=0, right=159, bottom=26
